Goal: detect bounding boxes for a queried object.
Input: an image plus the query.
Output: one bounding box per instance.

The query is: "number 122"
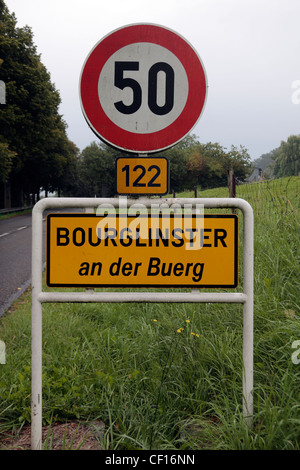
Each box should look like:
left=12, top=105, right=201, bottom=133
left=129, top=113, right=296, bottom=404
left=122, top=164, right=161, bottom=187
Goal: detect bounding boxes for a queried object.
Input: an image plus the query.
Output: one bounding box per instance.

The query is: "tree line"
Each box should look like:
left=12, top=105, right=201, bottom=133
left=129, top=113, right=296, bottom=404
left=71, top=131, right=300, bottom=198
left=68, top=137, right=252, bottom=198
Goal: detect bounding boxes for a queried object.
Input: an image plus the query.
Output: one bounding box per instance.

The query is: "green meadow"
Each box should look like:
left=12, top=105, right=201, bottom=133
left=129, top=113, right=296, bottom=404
left=0, top=176, right=299, bottom=449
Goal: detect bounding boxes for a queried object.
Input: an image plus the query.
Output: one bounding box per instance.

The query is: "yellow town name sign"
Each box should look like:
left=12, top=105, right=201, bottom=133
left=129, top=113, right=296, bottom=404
left=46, top=213, right=238, bottom=288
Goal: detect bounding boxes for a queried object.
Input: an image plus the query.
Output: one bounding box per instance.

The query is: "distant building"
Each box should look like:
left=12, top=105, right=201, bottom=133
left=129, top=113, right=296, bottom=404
left=247, top=167, right=264, bottom=182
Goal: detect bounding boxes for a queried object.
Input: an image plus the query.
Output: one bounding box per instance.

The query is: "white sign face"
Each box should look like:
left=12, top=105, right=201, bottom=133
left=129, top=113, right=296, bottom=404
left=98, top=43, right=189, bottom=134
left=80, top=23, right=207, bottom=153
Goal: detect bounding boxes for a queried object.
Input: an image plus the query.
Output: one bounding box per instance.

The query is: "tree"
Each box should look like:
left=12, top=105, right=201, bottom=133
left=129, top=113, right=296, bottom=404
left=0, top=1, right=76, bottom=206
left=273, top=135, right=300, bottom=177
left=162, top=134, right=198, bottom=193
left=226, top=145, right=252, bottom=180
left=187, top=142, right=251, bottom=189
left=40, top=131, right=80, bottom=197
left=187, top=142, right=225, bottom=189
left=78, top=141, right=123, bottom=197
left=59, top=141, right=82, bottom=197
left=0, top=141, right=15, bottom=182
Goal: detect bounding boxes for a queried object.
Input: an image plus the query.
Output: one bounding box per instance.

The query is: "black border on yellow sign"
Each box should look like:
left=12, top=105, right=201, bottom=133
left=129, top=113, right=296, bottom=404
left=46, top=213, right=238, bottom=289
left=115, top=156, right=169, bottom=195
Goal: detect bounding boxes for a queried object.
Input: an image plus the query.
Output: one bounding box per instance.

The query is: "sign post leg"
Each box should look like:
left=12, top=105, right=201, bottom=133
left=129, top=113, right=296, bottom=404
left=31, top=205, right=43, bottom=450
left=243, top=298, right=253, bottom=427
left=242, top=201, right=254, bottom=427
left=31, top=297, right=42, bottom=450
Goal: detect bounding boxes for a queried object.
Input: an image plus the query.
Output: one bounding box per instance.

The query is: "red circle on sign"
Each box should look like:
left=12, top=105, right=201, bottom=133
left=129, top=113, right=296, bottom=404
left=80, top=24, right=207, bottom=153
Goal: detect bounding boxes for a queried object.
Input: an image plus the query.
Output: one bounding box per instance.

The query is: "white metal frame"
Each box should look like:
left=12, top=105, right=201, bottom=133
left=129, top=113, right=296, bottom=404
left=31, top=197, right=253, bottom=450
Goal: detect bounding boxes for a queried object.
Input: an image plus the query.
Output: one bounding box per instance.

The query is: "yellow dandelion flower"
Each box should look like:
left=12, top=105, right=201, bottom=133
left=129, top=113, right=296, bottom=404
left=191, top=332, right=199, bottom=338
left=177, top=328, right=184, bottom=333
left=186, top=318, right=190, bottom=323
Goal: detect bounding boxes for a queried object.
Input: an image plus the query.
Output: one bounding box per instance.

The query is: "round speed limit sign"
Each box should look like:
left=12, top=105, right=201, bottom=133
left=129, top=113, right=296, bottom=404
left=80, top=23, right=207, bottom=153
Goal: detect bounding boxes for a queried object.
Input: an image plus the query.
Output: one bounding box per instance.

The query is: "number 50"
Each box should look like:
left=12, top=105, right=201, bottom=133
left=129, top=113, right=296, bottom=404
left=114, top=61, right=175, bottom=116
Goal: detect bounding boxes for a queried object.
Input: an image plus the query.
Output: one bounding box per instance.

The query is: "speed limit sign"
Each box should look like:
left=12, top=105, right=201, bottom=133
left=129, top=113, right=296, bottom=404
left=80, top=23, right=207, bottom=153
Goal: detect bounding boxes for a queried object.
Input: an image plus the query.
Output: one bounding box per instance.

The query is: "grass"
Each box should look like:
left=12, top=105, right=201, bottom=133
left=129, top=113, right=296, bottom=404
left=0, top=176, right=299, bottom=450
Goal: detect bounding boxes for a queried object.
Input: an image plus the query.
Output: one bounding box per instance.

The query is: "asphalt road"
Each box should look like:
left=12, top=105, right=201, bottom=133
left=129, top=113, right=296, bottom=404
left=0, top=207, right=83, bottom=317
left=0, top=211, right=45, bottom=317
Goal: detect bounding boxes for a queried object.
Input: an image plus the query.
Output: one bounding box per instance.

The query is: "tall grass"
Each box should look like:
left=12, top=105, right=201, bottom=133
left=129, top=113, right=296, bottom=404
left=0, top=177, right=299, bottom=449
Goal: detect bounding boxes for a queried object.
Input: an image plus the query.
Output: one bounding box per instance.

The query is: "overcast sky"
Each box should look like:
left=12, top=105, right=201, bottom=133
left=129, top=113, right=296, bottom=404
left=4, top=0, right=300, bottom=160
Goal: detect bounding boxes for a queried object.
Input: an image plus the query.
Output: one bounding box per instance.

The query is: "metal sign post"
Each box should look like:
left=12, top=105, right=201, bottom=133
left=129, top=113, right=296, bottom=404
left=31, top=196, right=253, bottom=450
